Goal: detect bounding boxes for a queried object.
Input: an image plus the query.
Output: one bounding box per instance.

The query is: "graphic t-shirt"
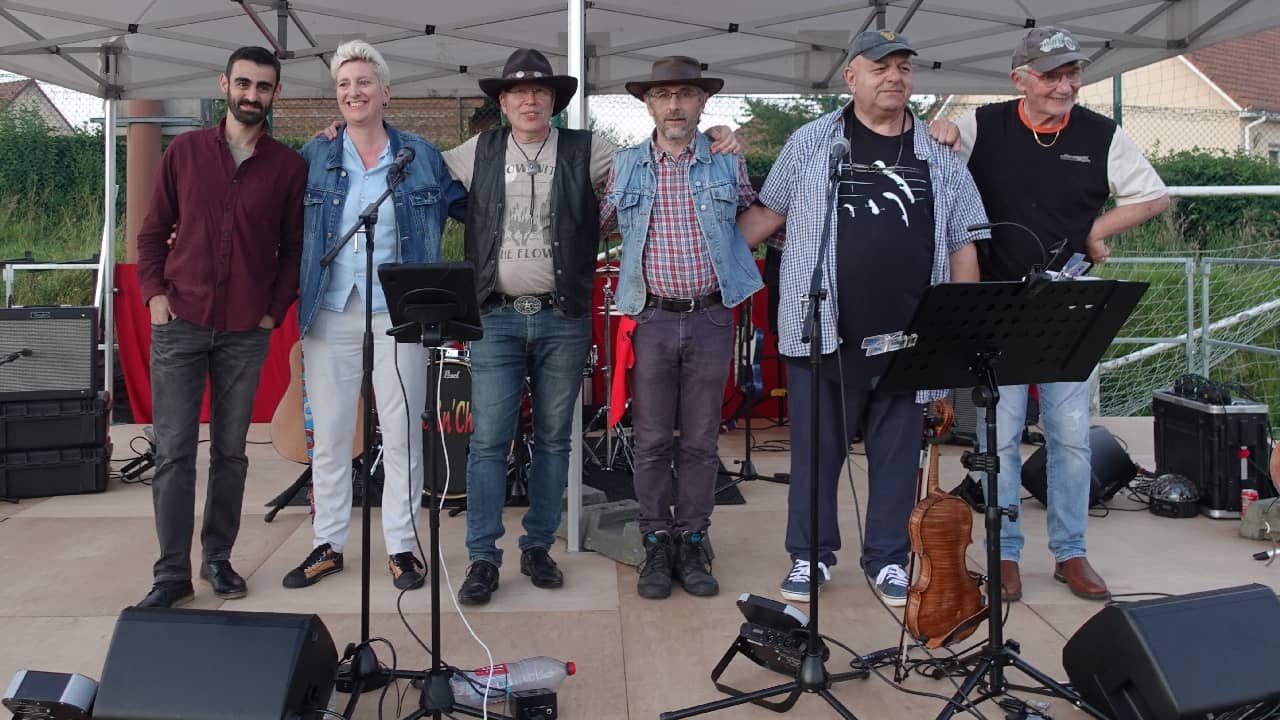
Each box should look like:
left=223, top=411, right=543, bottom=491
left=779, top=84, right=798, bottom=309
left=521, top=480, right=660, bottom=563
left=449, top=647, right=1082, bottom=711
left=445, top=129, right=614, bottom=296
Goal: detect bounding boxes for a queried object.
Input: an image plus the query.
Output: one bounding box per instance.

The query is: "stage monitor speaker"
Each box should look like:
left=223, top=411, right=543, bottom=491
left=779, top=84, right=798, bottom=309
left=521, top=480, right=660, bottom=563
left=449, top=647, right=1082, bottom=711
left=93, top=607, right=337, bottom=720
left=0, top=306, right=97, bottom=402
left=1021, top=425, right=1135, bottom=508
left=1063, top=583, right=1280, bottom=719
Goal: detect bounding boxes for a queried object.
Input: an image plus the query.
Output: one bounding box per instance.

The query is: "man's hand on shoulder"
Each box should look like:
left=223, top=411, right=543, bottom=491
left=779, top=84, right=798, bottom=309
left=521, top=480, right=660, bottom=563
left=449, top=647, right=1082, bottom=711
left=258, top=314, right=275, bottom=330
left=927, top=119, right=960, bottom=149
left=706, top=126, right=743, bottom=155
left=316, top=120, right=344, bottom=141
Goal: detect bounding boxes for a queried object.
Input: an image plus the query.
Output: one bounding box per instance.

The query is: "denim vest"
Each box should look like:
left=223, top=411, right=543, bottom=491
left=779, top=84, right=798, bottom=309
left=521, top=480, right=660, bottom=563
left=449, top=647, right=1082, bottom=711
left=297, top=123, right=465, bottom=336
left=608, top=133, right=762, bottom=315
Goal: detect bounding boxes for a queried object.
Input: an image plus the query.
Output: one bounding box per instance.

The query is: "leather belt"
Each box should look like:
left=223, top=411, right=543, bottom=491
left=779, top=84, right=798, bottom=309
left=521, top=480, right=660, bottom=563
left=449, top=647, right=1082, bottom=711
left=644, top=291, right=722, bottom=313
left=485, top=292, right=557, bottom=315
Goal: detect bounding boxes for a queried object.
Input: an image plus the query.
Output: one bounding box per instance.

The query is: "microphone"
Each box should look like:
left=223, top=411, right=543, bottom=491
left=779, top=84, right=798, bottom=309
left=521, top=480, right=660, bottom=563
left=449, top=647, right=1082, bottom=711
left=829, top=136, right=850, bottom=177
left=1, top=348, right=32, bottom=364
left=390, top=147, right=415, bottom=177
left=19, top=348, right=31, bottom=356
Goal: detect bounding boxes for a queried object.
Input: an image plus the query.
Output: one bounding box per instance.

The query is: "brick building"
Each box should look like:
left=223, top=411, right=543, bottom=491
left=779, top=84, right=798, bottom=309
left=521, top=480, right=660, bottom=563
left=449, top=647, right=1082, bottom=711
left=270, top=96, right=499, bottom=146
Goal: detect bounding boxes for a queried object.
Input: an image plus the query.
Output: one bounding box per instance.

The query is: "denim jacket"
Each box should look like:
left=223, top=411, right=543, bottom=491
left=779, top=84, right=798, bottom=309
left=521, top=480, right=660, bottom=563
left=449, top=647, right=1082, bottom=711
left=607, top=132, right=762, bottom=315
left=297, top=123, right=466, bottom=336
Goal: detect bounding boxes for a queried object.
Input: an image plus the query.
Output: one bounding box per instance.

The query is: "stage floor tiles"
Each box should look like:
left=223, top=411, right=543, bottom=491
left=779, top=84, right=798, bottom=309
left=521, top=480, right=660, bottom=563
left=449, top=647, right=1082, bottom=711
left=0, top=418, right=1275, bottom=718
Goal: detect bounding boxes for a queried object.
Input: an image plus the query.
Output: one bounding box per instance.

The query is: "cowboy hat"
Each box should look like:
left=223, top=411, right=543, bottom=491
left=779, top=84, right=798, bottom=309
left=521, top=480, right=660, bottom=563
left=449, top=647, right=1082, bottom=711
left=624, top=56, right=724, bottom=100
left=478, top=48, right=578, bottom=115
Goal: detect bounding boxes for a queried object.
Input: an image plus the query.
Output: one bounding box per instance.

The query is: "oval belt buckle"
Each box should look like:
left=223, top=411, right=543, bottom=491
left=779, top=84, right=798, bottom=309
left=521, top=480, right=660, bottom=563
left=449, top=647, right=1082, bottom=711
left=513, top=295, right=542, bottom=315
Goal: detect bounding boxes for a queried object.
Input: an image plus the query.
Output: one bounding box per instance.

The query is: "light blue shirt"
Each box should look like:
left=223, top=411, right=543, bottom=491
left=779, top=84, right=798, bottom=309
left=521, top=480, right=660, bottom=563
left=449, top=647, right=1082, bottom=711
left=319, top=135, right=399, bottom=313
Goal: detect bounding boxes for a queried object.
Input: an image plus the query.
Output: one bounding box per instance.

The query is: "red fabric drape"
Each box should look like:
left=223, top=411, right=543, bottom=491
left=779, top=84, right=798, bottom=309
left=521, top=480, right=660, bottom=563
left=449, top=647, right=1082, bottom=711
left=114, top=263, right=300, bottom=423
left=590, top=259, right=785, bottom=423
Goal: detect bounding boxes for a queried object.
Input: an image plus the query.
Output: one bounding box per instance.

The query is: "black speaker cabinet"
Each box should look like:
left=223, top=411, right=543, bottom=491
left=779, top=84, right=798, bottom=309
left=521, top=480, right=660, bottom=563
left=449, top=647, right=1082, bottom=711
left=94, top=607, right=338, bottom=720
left=0, top=306, right=98, bottom=401
left=1021, top=425, right=1135, bottom=508
left=1063, top=583, right=1280, bottom=719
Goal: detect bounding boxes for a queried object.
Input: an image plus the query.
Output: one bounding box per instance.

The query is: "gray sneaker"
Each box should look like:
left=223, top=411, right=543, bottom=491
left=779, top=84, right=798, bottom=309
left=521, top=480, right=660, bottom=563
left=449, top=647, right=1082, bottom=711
left=873, top=564, right=909, bottom=607
left=779, top=558, right=830, bottom=603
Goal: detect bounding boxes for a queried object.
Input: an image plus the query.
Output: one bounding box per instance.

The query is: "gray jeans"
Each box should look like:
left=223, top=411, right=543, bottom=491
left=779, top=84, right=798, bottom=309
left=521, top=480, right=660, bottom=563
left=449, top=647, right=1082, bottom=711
left=629, top=303, right=734, bottom=534
left=149, top=317, right=271, bottom=583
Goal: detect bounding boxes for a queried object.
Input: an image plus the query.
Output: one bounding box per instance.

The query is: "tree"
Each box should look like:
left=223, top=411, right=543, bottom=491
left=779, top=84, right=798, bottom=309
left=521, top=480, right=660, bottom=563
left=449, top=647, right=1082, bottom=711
left=740, top=95, right=847, bottom=152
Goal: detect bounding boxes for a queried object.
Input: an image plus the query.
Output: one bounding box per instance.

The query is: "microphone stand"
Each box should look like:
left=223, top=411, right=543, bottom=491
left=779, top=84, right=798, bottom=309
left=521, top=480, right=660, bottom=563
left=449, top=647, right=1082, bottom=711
left=321, top=163, right=405, bottom=694
left=663, top=143, right=866, bottom=719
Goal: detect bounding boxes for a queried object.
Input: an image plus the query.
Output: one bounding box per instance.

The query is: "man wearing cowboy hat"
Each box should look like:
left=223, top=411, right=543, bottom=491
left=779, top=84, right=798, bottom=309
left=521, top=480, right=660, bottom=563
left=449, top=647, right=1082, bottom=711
left=738, top=29, right=986, bottom=607
left=441, top=48, right=741, bottom=605
left=597, top=56, right=762, bottom=600
left=929, top=26, right=1167, bottom=603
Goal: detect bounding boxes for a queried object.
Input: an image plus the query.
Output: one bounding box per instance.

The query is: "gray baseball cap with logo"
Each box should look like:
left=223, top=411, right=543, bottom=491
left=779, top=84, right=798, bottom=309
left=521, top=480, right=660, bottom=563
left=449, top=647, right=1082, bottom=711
left=848, top=29, right=917, bottom=62
left=1012, top=26, right=1091, bottom=72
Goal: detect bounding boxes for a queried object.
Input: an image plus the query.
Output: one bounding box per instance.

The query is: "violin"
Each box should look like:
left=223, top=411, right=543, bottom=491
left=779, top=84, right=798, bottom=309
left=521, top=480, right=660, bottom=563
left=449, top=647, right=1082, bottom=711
left=904, top=399, right=986, bottom=650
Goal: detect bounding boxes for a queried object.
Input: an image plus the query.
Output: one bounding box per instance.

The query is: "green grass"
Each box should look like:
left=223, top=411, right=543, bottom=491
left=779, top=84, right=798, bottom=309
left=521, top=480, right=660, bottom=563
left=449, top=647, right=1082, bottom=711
left=0, top=192, right=115, bottom=306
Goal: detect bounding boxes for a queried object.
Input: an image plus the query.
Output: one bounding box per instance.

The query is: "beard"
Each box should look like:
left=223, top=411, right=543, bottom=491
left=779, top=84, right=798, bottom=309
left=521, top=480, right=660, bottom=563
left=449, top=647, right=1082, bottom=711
left=227, top=95, right=270, bottom=126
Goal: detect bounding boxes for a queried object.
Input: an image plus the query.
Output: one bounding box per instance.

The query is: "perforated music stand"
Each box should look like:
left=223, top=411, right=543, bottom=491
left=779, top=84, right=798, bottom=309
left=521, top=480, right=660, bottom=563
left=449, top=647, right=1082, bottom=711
left=877, top=277, right=1147, bottom=720
left=335, top=261, right=505, bottom=720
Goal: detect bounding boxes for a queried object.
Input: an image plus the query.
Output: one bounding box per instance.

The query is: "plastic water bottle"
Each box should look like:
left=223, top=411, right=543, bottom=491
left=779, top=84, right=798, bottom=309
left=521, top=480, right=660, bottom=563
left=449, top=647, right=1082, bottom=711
left=449, top=656, right=575, bottom=705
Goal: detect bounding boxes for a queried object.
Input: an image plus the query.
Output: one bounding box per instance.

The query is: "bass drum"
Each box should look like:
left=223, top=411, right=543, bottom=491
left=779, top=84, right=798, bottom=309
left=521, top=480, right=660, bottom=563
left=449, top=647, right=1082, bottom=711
left=424, top=355, right=472, bottom=499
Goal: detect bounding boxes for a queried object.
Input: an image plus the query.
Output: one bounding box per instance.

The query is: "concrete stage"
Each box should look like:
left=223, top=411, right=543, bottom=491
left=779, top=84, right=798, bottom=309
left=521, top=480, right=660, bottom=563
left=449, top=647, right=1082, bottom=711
left=0, top=418, right=1275, bottom=718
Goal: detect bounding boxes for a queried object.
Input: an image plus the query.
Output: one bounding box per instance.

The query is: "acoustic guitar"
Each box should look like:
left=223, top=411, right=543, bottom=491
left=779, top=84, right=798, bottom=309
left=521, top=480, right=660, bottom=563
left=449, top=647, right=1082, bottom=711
left=269, top=341, right=364, bottom=464
left=904, top=399, right=986, bottom=650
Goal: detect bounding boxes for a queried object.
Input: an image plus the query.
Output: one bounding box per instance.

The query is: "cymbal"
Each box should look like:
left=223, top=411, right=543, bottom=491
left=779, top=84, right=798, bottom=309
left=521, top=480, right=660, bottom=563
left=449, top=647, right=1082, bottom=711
left=596, top=265, right=620, bottom=276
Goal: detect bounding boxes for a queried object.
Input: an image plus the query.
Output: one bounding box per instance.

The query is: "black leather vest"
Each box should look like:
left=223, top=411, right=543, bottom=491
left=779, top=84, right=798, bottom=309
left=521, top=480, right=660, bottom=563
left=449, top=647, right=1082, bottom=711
left=464, top=127, right=599, bottom=318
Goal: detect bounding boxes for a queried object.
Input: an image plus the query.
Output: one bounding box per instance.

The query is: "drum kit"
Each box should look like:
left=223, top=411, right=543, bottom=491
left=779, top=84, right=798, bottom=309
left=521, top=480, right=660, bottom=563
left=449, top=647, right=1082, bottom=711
left=583, top=262, right=637, bottom=473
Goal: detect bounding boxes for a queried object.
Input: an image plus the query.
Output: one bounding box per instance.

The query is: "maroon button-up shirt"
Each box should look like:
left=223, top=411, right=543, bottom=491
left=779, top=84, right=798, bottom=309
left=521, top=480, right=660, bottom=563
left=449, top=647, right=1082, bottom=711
left=136, top=120, right=305, bottom=332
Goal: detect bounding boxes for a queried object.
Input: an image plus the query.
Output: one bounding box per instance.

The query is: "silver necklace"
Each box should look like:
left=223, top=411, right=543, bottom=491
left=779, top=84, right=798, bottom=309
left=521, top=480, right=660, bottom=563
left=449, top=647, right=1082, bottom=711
left=510, top=132, right=550, bottom=218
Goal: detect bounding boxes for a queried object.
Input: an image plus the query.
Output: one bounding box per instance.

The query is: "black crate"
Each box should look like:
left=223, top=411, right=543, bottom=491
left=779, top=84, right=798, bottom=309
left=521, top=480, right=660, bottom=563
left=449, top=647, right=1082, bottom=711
left=1153, top=390, right=1274, bottom=518
left=0, top=391, right=110, bottom=451
left=0, top=443, right=110, bottom=499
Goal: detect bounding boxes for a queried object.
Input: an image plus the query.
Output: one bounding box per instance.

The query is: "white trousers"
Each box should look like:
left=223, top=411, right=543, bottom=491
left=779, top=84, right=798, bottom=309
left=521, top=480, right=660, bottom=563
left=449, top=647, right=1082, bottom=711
left=302, top=294, right=427, bottom=555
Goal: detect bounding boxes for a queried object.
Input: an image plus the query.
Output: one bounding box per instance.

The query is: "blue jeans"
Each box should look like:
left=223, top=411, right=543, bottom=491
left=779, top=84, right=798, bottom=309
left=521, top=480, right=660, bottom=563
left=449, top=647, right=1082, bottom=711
left=149, top=318, right=272, bottom=582
left=465, top=305, right=592, bottom=566
left=785, top=361, right=923, bottom=576
left=977, top=381, right=1091, bottom=563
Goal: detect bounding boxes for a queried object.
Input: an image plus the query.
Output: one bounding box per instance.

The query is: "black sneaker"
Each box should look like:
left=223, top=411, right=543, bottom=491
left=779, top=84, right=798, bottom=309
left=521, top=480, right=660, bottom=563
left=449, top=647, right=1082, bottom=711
left=282, top=544, right=344, bottom=589
left=136, top=580, right=194, bottom=608
left=637, top=531, right=674, bottom=599
left=674, top=531, right=719, bottom=597
left=520, top=547, right=564, bottom=589
left=389, top=552, right=427, bottom=590
left=458, top=560, right=500, bottom=605
left=199, top=559, right=247, bottom=599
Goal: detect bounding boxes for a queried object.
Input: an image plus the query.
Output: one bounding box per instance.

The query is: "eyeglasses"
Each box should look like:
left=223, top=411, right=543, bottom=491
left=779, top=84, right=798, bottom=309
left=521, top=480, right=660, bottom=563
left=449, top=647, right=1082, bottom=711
left=1029, top=66, right=1084, bottom=87
left=505, top=86, right=553, bottom=100
left=646, top=88, right=704, bottom=103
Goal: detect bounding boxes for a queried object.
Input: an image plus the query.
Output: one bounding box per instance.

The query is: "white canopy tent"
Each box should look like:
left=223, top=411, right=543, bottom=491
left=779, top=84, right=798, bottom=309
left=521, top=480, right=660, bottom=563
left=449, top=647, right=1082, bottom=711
left=2, top=0, right=1277, bottom=548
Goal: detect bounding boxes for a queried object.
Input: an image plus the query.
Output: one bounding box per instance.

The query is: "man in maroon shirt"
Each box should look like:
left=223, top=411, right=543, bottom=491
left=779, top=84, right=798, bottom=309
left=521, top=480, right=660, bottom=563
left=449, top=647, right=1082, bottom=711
left=134, top=46, right=305, bottom=608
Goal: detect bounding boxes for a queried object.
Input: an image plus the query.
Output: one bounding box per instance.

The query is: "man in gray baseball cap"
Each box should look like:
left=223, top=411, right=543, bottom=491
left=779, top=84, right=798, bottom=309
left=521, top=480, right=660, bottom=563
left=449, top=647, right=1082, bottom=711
left=929, top=25, right=1168, bottom=604
left=1013, top=26, right=1091, bottom=72
left=847, top=28, right=917, bottom=62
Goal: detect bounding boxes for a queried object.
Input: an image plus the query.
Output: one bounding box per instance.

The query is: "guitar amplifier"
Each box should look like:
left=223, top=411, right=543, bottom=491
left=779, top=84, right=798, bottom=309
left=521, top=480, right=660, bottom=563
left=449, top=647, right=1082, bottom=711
left=1152, top=389, right=1273, bottom=518
left=0, top=306, right=98, bottom=401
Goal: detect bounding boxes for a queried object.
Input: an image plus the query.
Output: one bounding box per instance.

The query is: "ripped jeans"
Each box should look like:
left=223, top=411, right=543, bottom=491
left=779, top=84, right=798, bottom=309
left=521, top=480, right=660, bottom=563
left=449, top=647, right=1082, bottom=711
left=976, top=381, right=1091, bottom=563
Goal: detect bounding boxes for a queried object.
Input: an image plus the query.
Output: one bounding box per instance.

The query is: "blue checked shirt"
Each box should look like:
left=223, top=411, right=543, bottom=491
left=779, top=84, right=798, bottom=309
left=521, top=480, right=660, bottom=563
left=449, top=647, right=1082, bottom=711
left=759, top=105, right=991, bottom=403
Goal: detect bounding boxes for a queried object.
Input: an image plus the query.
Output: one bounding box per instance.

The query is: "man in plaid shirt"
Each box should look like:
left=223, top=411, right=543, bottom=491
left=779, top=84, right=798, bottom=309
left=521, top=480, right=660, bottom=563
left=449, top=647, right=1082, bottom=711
left=599, top=57, right=763, bottom=600
left=739, top=31, right=988, bottom=607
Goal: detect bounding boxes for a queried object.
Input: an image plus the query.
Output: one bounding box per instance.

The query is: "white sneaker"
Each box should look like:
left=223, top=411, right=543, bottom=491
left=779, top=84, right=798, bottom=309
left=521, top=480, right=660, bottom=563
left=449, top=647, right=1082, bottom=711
left=779, top=558, right=831, bottom=602
left=873, top=564, right=909, bottom=607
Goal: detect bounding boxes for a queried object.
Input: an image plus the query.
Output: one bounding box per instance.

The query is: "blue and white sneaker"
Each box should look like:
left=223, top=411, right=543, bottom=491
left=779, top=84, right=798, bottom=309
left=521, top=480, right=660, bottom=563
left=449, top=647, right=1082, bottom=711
left=779, top=559, right=830, bottom=603
left=873, top=564, right=909, bottom=607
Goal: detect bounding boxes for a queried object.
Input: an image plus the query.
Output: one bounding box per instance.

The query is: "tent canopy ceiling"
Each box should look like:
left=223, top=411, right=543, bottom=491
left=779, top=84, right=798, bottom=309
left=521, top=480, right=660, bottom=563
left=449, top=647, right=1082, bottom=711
left=0, top=1, right=1277, bottom=100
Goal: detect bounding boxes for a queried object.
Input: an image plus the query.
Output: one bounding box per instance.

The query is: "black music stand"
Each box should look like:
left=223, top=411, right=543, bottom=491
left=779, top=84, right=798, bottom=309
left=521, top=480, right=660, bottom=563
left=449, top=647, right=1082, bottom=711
left=877, top=277, right=1146, bottom=719
left=336, top=262, right=506, bottom=720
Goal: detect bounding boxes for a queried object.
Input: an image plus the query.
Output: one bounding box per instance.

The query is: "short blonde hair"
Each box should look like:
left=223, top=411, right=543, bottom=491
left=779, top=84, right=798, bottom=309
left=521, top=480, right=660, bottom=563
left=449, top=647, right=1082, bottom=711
left=331, top=40, right=390, bottom=86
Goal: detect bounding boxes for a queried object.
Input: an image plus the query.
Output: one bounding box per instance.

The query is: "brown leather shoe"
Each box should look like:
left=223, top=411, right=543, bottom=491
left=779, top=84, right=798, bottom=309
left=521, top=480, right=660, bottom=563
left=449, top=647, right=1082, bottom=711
left=1053, top=557, right=1110, bottom=600
left=999, top=560, right=1022, bottom=602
